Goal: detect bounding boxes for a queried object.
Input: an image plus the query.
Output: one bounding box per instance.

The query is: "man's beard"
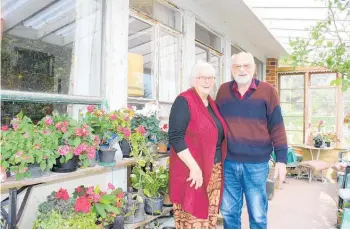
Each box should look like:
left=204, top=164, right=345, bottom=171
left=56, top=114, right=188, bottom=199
left=233, top=73, right=253, bottom=85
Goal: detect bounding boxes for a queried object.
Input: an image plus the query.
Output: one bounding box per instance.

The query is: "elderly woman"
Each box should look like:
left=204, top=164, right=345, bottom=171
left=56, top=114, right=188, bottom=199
left=168, top=60, right=227, bottom=229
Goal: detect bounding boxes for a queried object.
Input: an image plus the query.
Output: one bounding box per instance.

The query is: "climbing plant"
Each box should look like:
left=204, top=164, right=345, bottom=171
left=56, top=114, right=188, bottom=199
left=284, top=0, right=350, bottom=91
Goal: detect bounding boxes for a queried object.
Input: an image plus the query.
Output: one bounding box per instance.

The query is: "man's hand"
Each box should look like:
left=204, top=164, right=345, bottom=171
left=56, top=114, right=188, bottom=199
left=274, top=162, right=287, bottom=186
left=187, top=166, right=203, bottom=189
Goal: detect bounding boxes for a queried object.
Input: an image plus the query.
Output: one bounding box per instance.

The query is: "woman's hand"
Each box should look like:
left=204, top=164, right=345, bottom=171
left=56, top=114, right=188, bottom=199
left=187, top=166, right=203, bottom=189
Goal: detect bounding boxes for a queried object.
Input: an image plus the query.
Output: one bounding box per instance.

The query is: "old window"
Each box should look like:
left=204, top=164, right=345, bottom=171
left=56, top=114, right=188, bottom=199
left=1, top=0, right=104, bottom=123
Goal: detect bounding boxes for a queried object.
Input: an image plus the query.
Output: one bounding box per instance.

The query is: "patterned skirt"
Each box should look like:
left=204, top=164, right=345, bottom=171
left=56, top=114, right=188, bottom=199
left=173, top=163, right=222, bottom=229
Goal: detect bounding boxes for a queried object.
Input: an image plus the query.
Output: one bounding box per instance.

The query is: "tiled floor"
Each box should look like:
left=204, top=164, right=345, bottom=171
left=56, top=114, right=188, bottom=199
left=160, top=178, right=339, bottom=229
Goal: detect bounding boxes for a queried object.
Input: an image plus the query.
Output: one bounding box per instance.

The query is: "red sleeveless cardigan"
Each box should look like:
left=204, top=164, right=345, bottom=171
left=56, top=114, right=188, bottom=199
left=169, top=88, right=227, bottom=219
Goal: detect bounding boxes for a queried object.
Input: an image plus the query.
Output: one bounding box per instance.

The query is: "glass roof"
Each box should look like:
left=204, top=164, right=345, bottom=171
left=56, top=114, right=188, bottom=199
left=243, top=0, right=350, bottom=57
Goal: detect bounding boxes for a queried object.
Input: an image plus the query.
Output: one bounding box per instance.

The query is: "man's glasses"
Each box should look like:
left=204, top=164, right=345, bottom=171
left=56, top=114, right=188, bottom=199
left=232, top=64, right=251, bottom=70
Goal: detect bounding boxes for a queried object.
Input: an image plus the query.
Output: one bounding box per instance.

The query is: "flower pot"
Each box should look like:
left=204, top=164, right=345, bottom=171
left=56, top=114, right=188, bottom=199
left=113, top=215, right=124, bottom=229
left=120, top=139, right=131, bottom=158
left=162, top=193, right=172, bottom=207
left=28, top=163, right=45, bottom=178
left=157, top=143, right=168, bottom=153
left=314, top=140, right=323, bottom=148
left=99, top=148, right=116, bottom=163
left=144, top=196, right=164, bottom=216
left=51, top=156, right=78, bottom=173
left=325, top=141, right=331, bottom=147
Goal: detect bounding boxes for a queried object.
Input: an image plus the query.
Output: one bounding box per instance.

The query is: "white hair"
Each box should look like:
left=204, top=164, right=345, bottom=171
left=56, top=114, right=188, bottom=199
left=190, top=60, right=216, bottom=80
left=231, top=51, right=255, bottom=65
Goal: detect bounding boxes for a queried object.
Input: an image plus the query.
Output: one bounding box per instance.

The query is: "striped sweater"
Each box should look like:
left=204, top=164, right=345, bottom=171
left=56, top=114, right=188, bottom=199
left=215, top=79, right=288, bottom=163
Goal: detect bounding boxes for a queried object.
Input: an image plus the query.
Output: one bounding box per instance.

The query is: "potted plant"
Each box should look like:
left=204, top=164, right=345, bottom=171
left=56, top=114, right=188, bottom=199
left=131, top=114, right=161, bottom=142
left=1, top=112, right=36, bottom=180
left=33, top=188, right=98, bottom=229
left=313, top=133, right=323, bottom=148
left=130, top=165, right=168, bottom=216
left=156, top=124, right=168, bottom=153
left=124, top=187, right=145, bottom=224
left=73, top=183, right=130, bottom=229
left=52, top=114, right=98, bottom=172
left=322, top=133, right=331, bottom=147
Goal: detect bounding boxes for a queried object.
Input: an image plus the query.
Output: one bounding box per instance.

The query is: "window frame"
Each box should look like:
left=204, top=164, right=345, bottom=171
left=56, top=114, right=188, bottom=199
left=278, top=71, right=346, bottom=147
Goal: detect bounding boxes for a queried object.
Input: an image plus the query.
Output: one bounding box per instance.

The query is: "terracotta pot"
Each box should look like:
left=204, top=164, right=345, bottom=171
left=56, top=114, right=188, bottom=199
left=157, top=143, right=168, bottom=153
left=163, top=193, right=172, bottom=207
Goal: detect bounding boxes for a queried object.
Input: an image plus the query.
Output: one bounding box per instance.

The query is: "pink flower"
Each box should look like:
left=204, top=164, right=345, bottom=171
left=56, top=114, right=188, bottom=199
left=87, top=146, right=96, bottom=159
left=136, top=126, right=146, bottom=135
left=16, top=151, right=23, bottom=157
left=58, top=145, right=71, bottom=156
left=43, top=156, right=48, bottom=159
left=124, top=116, right=129, bottom=121
left=74, top=196, right=91, bottom=213
left=60, top=126, right=68, bottom=133
left=86, top=186, right=94, bottom=195
left=1, top=125, right=9, bottom=131
left=63, top=121, right=69, bottom=127
left=110, top=114, right=117, bottom=121
left=75, top=128, right=83, bottom=137
left=81, top=127, right=89, bottom=137
left=117, top=126, right=123, bottom=133
left=123, top=128, right=131, bottom=138
left=45, top=117, right=53, bottom=126
left=108, top=183, right=115, bottom=190
left=55, top=122, right=63, bottom=130
left=94, top=135, right=100, bottom=147
left=13, top=124, right=19, bottom=130
left=42, top=129, right=50, bottom=135
left=35, top=144, right=41, bottom=150
left=87, top=105, right=95, bottom=113
left=91, top=194, right=101, bottom=203
left=23, top=132, right=29, bottom=138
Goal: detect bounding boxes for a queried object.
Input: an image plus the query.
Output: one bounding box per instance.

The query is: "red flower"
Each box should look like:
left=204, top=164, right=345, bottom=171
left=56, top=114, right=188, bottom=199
left=117, top=192, right=124, bottom=199
left=1, top=125, right=9, bottom=131
left=55, top=188, right=69, bottom=200
left=74, top=196, right=91, bottom=213
left=75, top=186, right=83, bottom=193
left=162, top=124, right=168, bottom=130
left=108, top=183, right=115, bottom=190
left=136, top=126, right=146, bottom=135
left=86, top=186, right=94, bottom=195
left=110, top=114, right=117, bottom=121
left=123, top=128, right=131, bottom=138
left=116, top=201, right=121, bottom=207
left=87, top=105, right=95, bottom=113
left=75, top=128, right=83, bottom=137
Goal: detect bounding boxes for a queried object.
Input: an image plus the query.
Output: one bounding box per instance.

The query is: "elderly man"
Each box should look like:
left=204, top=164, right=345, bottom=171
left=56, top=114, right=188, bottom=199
left=216, top=52, right=287, bottom=229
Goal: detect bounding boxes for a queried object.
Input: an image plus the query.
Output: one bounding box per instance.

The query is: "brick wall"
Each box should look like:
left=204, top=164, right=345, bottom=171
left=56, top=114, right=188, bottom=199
left=266, top=58, right=278, bottom=87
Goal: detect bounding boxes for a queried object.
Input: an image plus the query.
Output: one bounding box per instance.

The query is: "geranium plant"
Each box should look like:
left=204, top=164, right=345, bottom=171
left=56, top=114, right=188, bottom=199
left=54, top=114, right=98, bottom=167
left=111, top=106, right=135, bottom=141
left=1, top=111, right=36, bottom=180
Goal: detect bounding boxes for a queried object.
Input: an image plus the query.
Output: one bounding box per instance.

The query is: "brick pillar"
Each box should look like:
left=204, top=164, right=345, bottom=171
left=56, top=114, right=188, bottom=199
left=266, top=58, right=278, bottom=87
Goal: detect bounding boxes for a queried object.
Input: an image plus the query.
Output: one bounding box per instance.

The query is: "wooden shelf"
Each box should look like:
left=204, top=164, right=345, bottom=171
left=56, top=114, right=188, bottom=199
left=125, top=207, right=173, bottom=229
left=1, top=158, right=137, bottom=192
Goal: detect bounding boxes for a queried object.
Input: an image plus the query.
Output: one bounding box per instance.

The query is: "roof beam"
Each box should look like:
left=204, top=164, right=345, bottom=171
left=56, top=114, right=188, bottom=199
left=269, top=28, right=350, bottom=33
left=37, top=11, right=75, bottom=39
left=262, top=18, right=349, bottom=21
left=252, top=6, right=338, bottom=9
left=4, top=0, right=59, bottom=33
left=128, top=28, right=152, bottom=41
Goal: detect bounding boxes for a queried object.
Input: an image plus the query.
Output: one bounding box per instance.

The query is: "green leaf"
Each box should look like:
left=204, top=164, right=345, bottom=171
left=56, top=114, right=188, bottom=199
left=40, top=161, right=46, bottom=171
left=94, top=185, right=101, bottom=194
left=73, top=137, right=81, bottom=147
left=327, top=41, right=333, bottom=47
left=95, top=203, right=107, bottom=218
left=105, top=205, right=120, bottom=215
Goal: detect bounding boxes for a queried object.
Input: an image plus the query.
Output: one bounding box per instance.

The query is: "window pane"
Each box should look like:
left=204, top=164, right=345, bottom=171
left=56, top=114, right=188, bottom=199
left=310, top=73, right=337, bottom=87
left=1, top=0, right=103, bottom=97
left=1, top=101, right=99, bottom=125
left=128, top=17, right=154, bottom=99
left=281, top=103, right=304, bottom=116
left=284, top=116, right=304, bottom=131
left=159, top=103, right=171, bottom=122
left=195, top=45, right=207, bottom=62
left=310, top=88, right=336, bottom=102
left=311, top=116, right=336, bottom=133
left=209, top=53, right=220, bottom=98
left=286, top=131, right=304, bottom=145
left=231, top=45, right=242, bottom=55
left=311, top=102, right=336, bottom=117
left=254, top=57, right=264, bottom=80
left=129, top=0, right=181, bottom=31
left=280, top=89, right=304, bottom=103
left=159, top=31, right=179, bottom=102
left=195, top=23, right=221, bottom=51
left=279, top=75, right=304, bottom=89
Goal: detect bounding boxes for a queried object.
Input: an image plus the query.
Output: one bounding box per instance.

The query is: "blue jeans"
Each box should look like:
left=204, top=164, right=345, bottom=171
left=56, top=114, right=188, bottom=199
left=220, top=159, right=269, bottom=229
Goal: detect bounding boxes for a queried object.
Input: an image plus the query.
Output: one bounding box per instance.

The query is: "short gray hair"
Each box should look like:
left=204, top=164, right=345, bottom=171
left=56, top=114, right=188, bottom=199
left=231, top=51, right=255, bottom=65
left=190, top=60, right=216, bottom=80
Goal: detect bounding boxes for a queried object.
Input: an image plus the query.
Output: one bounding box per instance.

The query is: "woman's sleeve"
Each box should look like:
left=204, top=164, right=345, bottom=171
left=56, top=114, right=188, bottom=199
left=168, top=96, right=190, bottom=153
